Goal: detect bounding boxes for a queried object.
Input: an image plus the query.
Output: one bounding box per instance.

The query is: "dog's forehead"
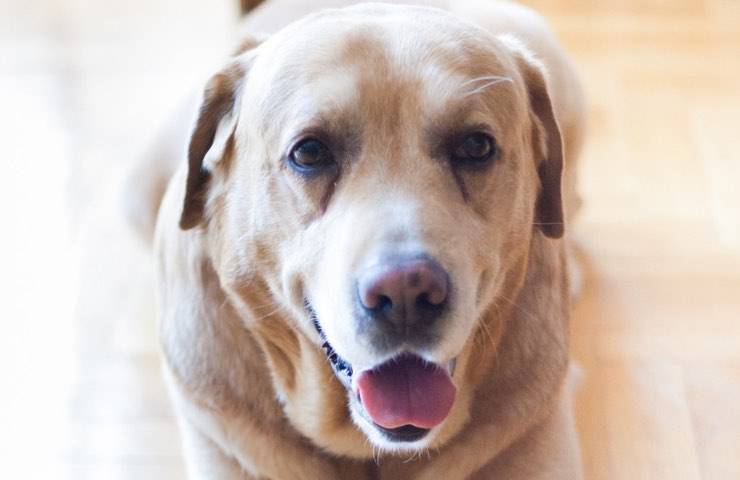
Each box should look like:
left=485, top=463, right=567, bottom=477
left=248, top=6, right=520, bottom=132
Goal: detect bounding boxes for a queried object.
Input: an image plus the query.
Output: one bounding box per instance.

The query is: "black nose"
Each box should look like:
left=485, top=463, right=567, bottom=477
left=357, top=256, right=449, bottom=331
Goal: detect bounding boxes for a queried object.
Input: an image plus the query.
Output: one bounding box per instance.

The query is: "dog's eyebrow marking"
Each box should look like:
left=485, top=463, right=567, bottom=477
left=457, top=75, right=513, bottom=98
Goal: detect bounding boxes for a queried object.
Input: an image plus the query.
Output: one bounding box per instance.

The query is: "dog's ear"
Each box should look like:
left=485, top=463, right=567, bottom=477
left=180, top=36, right=264, bottom=230
left=500, top=35, right=565, bottom=239
left=179, top=63, right=242, bottom=229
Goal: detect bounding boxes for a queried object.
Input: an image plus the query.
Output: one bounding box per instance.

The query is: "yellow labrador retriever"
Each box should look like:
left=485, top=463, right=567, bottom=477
left=147, top=1, right=586, bottom=478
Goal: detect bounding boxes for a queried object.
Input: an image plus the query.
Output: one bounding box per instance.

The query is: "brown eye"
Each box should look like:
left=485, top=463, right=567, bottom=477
left=453, top=132, right=496, bottom=165
left=288, top=138, right=335, bottom=173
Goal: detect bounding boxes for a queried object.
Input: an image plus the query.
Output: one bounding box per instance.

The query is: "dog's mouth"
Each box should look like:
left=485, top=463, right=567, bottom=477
left=356, top=353, right=457, bottom=432
left=310, top=308, right=457, bottom=442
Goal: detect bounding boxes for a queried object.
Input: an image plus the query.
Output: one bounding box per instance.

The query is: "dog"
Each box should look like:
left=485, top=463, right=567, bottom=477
left=140, top=1, right=586, bottom=478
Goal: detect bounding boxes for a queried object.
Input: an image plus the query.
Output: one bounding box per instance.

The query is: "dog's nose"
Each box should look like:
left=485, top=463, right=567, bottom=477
left=357, top=257, right=449, bottom=330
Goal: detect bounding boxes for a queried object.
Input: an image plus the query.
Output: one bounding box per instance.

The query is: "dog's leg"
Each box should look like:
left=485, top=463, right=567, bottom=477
left=470, top=374, right=583, bottom=480
left=177, top=415, right=255, bottom=480
left=164, top=366, right=256, bottom=479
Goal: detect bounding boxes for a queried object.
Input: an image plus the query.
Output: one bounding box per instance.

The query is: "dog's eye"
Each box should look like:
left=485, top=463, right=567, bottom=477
left=452, top=132, right=496, bottom=165
left=288, top=138, right=335, bottom=173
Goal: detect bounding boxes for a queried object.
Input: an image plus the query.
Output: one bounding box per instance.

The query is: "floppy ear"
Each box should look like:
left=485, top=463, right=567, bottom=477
left=500, top=36, right=565, bottom=239
left=179, top=35, right=264, bottom=230
left=179, top=64, right=242, bottom=229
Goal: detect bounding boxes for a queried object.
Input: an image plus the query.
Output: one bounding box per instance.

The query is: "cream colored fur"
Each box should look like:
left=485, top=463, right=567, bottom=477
left=137, top=1, right=587, bottom=478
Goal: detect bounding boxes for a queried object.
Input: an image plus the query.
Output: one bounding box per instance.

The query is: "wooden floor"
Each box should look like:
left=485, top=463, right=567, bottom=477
left=1, top=0, right=738, bottom=478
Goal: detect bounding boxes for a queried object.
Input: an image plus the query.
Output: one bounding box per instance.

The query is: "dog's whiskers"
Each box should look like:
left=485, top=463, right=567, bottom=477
left=495, top=291, right=538, bottom=324
left=248, top=301, right=281, bottom=312
left=459, top=75, right=513, bottom=97
left=402, top=450, right=419, bottom=463
left=249, top=304, right=286, bottom=322
left=478, top=316, right=498, bottom=351
left=495, top=291, right=563, bottom=346
left=425, top=448, right=433, bottom=460
left=372, top=443, right=382, bottom=465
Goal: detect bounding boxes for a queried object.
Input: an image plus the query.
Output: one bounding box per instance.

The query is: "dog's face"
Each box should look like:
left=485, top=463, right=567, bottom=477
left=179, top=4, right=563, bottom=453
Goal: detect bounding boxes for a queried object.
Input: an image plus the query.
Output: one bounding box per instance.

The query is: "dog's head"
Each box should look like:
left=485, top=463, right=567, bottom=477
left=179, top=4, right=563, bottom=454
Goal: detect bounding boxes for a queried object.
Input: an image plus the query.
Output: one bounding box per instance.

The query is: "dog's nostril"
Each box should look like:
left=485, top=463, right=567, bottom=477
left=416, top=292, right=434, bottom=308
left=418, top=282, right=446, bottom=306
left=372, top=294, right=393, bottom=313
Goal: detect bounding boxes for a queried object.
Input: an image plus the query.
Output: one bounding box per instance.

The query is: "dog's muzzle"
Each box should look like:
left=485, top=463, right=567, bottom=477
left=307, top=301, right=457, bottom=443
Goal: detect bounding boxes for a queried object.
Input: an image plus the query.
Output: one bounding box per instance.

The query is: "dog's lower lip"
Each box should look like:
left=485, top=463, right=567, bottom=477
left=374, top=423, right=430, bottom=442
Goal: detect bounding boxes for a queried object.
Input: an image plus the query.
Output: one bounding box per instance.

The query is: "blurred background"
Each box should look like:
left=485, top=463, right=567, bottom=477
left=1, top=0, right=738, bottom=478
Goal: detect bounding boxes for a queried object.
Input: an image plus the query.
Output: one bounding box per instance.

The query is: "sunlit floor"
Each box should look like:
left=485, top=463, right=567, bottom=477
left=1, top=0, right=739, bottom=478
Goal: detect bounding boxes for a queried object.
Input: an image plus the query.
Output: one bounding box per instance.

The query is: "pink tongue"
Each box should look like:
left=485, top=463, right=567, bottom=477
left=356, top=354, right=456, bottom=430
